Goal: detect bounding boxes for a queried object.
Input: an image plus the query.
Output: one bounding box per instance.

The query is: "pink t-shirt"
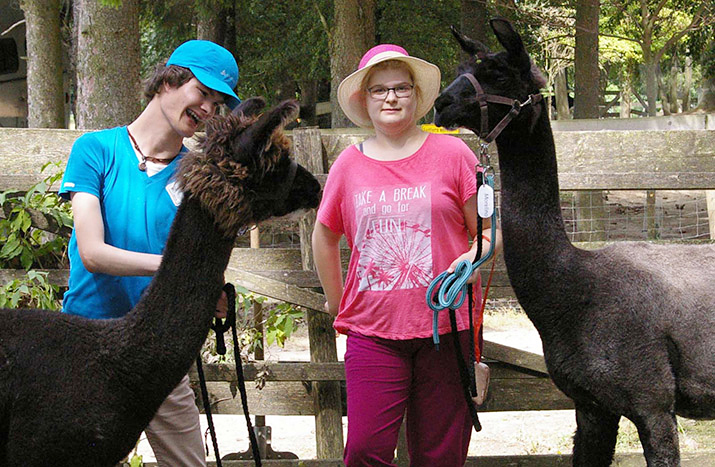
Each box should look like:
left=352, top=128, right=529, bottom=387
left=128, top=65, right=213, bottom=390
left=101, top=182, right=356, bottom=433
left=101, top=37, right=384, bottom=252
left=317, top=133, right=482, bottom=339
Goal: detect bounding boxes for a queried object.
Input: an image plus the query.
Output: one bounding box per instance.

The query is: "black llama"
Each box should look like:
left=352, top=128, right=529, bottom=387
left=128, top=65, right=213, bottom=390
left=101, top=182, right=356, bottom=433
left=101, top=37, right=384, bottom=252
left=434, top=18, right=715, bottom=467
left=0, top=98, right=321, bottom=467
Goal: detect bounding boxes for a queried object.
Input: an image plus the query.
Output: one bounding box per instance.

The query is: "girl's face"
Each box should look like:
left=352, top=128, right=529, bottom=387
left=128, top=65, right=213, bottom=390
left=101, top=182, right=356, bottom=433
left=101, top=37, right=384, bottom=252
left=364, top=66, right=418, bottom=133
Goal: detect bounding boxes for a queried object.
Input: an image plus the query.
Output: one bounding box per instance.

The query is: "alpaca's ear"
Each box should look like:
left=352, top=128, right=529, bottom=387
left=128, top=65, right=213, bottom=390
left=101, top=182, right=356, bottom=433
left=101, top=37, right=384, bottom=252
left=233, top=97, right=266, bottom=118
left=450, top=26, right=489, bottom=59
left=235, top=100, right=299, bottom=161
left=490, top=18, right=531, bottom=73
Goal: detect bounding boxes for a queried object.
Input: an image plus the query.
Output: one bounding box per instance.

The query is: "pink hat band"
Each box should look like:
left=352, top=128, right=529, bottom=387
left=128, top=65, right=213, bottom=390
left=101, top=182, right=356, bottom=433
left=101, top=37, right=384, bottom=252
left=358, top=44, right=409, bottom=69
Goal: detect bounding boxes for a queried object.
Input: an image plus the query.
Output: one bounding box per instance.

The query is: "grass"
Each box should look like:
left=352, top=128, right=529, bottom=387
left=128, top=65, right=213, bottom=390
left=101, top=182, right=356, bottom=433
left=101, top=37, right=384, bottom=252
left=615, top=417, right=715, bottom=453
left=483, top=305, right=533, bottom=331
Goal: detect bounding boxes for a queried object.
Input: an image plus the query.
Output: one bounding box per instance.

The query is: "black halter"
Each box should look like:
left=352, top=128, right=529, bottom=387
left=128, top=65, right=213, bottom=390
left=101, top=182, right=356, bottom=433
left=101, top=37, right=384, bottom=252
left=459, top=73, right=542, bottom=143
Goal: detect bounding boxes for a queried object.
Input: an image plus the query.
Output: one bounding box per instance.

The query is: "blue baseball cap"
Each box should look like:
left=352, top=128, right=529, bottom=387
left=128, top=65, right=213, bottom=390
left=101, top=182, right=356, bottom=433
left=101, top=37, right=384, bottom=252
left=167, top=40, right=240, bottom=109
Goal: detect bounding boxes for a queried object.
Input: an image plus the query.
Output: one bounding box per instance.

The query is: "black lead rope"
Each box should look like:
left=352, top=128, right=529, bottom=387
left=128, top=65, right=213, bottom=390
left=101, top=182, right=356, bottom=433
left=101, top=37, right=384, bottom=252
left=195, top=357, right=222, bottom=465
left=196, top=283, right=262, bottom=467
left=454, top=169, right=486, bottom=432
left=449, top=308, right=482, bottom=432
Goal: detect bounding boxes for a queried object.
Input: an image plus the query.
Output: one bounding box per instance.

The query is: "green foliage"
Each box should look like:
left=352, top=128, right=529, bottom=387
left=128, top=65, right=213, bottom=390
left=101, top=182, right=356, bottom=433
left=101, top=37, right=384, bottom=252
left=376, top=0, right=461, bottom=88
left=201, top=285, right=305, bottom=365
left=99, top=0, right=124, bottom=8
left=687, top=25, right=715, bottom=79
left=0, top=162, right=72, bottom=270
left=139, top=0, right=196, bottom=79
left=128, top=452, right=143, bottom=467
left=0, top=270, right=62, bottom=310
left=233, top=0, right=332, bottom=103
left=263, top=301, right=304, bottom=348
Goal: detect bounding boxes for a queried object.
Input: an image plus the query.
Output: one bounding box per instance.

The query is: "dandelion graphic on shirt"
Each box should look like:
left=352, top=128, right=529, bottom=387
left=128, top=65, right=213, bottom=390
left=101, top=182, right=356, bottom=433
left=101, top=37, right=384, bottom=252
left=353, top=183, right=432, bottom=291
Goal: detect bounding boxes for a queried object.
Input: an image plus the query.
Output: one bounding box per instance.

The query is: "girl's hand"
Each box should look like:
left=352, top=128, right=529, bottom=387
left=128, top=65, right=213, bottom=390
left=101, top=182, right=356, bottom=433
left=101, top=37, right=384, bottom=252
left=447, top=251, right=480, bottom=284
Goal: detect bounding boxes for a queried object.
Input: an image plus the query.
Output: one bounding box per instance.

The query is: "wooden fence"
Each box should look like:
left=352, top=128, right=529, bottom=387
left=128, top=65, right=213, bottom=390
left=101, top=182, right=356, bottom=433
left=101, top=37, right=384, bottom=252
left=1, top=126, right=715, bottom=465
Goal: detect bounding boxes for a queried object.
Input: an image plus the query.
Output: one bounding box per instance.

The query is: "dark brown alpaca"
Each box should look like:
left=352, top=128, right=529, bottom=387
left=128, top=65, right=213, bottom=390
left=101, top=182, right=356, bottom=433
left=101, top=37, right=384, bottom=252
left=0, top=98, right=321, bottom=467
left=434, top=19, right=715, bottom=467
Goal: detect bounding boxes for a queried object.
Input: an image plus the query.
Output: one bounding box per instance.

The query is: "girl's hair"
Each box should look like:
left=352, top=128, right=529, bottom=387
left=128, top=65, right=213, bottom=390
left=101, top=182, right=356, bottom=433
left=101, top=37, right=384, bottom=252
left=360, top=60, right=422, bottom=100
left=143, top=62, right=195, bottom=101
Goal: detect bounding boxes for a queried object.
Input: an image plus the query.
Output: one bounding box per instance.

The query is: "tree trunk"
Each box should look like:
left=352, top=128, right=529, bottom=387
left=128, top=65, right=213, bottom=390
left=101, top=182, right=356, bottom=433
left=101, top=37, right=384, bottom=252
left=573, top=0, right=605, bottom=242
left=330, top=0, right=375, bottom=128
left=73, top=0, right=141, bottom=129
left=299, top=79, right=318, bottom=127
left=619, top=72, right=632, bottom=118
left=277, top=77, right=296, bottom=103
left=573, top=0, right=600, bottom=119
left=196, top=4, right=226, bottom=44
left=683, top=56, right=692, bottom=111
left=695, top=77, right=715, bottom=112
left=658, top=65, right=671, bottom=116
left=643, top=59, right=659, bottom=116
left=668, top=56, right=679, bottom=114
left=224, top=3, right=237, bottom=59
left=20, top=0, right=65, bottom=128
left=554, top=68, right=570, bottom=119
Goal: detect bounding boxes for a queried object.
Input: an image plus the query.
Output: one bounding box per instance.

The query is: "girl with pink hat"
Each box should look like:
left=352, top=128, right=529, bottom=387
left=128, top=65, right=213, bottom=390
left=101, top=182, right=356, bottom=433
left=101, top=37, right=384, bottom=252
left=313, top=44, right=502, bottom=465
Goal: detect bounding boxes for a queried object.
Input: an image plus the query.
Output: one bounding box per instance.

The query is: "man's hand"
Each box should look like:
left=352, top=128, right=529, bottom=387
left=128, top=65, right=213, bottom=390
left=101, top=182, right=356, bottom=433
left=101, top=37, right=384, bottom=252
left=215, top=289, right=228, bottom=319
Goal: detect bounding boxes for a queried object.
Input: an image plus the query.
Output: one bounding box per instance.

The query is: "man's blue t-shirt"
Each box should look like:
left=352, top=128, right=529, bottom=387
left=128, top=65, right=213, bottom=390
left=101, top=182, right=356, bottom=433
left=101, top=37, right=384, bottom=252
left=59, top=126, right=185, bottom=319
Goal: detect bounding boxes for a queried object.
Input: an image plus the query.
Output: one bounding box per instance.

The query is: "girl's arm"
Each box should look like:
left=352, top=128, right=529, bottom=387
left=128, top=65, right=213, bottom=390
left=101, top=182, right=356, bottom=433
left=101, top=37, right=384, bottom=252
left=312, top=221, right=343, bottom=316
left=447, top=195, right=503, bottom=281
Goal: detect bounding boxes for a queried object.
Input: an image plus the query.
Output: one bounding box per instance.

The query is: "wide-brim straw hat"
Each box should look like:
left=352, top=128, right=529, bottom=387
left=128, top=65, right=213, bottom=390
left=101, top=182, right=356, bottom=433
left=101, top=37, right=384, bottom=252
left=337, top=44, right=441, bottom=128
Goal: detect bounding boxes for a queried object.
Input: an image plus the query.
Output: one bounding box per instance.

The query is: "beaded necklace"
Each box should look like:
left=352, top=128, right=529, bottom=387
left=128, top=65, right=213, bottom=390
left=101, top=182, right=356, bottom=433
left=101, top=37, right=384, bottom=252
left=127, top=128, right=178, bottom=171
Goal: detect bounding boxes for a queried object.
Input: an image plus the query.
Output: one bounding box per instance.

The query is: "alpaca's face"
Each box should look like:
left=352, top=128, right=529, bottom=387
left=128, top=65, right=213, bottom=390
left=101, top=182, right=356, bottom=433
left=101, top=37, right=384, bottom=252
left=178, top=97, right=321, bottom=235
left=249, top=144, right=322, bottom=223
left=434, top=19, right=546, bottom=132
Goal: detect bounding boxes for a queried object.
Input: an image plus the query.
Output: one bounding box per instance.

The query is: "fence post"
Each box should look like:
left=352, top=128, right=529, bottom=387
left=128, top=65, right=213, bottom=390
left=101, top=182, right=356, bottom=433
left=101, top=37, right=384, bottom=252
left=250, top=228, right=268, bottom=457
left=646, top=190, right=657, bottom=239
left=707, top=191, right=715, bottom=240
left=293, top=128, right=344, bottom=459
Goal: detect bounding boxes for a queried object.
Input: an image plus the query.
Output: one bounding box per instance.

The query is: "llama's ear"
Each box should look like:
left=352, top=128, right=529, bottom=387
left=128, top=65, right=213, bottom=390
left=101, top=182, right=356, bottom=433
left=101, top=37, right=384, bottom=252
left=450, top=26, right=489, bottom=58
left=236, top=99, right=299, bottom=160
left=490, top=18, right=531, bottom=73
left=233, top=97, right=266, bottom=118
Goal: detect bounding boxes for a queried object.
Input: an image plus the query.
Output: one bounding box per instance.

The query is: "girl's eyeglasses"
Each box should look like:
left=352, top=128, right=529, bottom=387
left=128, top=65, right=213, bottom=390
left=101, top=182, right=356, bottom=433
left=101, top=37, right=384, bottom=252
left=366, top=84, right=414, bottom=100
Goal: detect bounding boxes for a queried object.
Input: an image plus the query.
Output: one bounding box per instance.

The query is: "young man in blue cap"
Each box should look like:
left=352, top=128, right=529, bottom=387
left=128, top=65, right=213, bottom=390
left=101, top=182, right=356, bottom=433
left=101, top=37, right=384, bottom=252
left=60, top=40, right=240, bottom=466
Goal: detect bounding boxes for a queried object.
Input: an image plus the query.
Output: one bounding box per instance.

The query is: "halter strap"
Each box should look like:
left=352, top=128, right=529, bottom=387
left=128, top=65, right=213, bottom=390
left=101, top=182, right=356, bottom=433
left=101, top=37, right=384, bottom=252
left=459, top=73, right=542, bottom=143
left=253, top=159, right=298, bottom=201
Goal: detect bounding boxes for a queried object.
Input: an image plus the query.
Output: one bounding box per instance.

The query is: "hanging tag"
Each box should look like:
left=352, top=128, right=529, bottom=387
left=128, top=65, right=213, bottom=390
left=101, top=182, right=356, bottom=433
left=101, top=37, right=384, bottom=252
left=477, top=184, right=494, bottom=218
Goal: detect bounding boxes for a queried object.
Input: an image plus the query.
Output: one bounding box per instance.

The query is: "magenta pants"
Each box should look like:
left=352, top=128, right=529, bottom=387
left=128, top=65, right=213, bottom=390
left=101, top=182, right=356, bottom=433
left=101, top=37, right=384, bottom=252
left=343, top=330, right=473, bottom=466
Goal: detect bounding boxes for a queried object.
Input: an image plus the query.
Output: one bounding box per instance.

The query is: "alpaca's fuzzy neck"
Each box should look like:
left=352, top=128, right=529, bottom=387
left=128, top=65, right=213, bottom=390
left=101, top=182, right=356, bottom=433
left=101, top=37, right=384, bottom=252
left=493, top=105, right=584, bottom=332
left=115, top=196, right=235, bottom=399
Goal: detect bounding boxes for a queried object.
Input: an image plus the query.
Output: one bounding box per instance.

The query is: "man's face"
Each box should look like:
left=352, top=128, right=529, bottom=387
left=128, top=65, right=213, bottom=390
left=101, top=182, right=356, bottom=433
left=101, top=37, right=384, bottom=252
left=158, top=77, right=225, bottom=138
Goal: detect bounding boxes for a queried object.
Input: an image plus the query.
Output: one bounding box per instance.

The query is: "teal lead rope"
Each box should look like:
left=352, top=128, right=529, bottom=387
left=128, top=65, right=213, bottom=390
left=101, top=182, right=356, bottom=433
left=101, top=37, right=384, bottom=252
left=425, top=146, right=497, bottom=432
left=427, top=168, right=496, bottom=348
